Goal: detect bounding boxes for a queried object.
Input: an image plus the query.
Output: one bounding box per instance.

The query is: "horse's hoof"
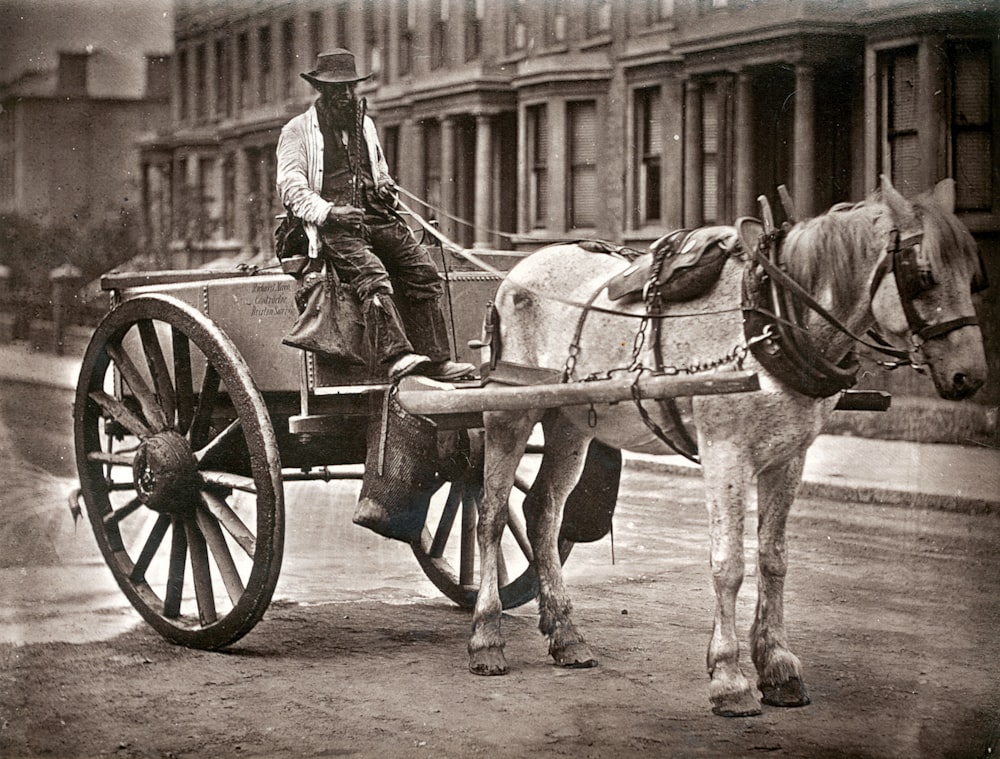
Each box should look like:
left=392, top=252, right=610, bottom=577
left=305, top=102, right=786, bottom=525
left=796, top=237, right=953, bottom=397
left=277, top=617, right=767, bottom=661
left=551, top=642, right=598, bottom=669
left=469, top=649, right=508, bottom=676
left=711, top=692, right=763, bottom=718
left=760, top=677, right=811, bottom=707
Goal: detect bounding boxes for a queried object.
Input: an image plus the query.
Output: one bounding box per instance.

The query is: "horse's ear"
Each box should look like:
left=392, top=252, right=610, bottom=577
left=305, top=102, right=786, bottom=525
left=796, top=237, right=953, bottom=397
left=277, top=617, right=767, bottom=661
left=931, top=178, right=956, bottom=214
left=880, top=174, right=916, bottom=225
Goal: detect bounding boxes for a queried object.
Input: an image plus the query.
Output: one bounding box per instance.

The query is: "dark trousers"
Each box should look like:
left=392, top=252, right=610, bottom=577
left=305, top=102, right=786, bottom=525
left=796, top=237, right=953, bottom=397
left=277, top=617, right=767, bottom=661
left=318, top=213, right=451, bottom=366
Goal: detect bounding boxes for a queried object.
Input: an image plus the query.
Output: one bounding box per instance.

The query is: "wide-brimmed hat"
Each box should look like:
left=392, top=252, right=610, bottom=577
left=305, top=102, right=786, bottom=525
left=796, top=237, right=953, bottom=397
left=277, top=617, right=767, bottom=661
left=301, top=49, right=372, bottom=87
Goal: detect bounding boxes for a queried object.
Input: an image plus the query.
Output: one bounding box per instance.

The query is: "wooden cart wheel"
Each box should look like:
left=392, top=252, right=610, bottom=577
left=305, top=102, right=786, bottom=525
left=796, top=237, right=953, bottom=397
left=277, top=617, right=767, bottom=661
left=411, top=431, right=573, bottom=610
left=74, top=294, right=284, bottom=649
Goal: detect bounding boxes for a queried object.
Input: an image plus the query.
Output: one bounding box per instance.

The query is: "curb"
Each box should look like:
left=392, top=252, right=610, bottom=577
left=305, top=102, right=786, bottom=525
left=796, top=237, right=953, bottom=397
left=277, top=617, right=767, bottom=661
left=623, top=455, right=999, bottom=517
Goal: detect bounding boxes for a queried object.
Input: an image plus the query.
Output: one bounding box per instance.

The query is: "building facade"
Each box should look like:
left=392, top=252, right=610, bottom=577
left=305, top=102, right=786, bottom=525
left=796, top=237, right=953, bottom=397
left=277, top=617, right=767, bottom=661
left=0, top=51, right=171, bottom=227
left=141, top=0, right=998, bottom=398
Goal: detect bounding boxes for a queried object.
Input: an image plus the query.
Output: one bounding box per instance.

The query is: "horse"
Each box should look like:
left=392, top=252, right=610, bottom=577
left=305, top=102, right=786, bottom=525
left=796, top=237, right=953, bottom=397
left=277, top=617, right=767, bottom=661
left=468, top=175, right=987, bottom=717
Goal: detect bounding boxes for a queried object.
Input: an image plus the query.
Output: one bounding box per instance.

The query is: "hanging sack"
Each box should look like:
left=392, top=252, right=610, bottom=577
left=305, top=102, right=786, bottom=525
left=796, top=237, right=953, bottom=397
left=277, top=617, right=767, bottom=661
left=282, top=264, right=367, bottom=365
left=354, top=388, right=440, bottom=543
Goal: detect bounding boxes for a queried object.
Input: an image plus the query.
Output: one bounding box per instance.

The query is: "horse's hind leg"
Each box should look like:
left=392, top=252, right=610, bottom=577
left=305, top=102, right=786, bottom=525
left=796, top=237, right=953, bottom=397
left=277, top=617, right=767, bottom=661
left=469, top=408, right=541, bottom=676
left=751, top=455, right=810, bottom=708
left=527, top=411, right=595, bottom=668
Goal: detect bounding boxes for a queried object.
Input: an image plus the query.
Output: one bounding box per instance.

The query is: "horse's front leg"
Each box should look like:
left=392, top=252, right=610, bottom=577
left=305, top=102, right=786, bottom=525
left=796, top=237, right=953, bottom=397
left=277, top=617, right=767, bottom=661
left=701, top=440, right=761, bottom=717
left=751, top=455, right=810, bottom=708
left=528, top=411, right=595, bottom=668
left=468, top=409, right=540, bottom=676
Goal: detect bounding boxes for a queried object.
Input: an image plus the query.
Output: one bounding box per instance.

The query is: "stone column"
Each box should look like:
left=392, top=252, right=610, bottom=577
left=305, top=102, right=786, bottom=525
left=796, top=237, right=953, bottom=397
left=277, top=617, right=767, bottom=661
left=734, top=71, right=754, bottom=218
left=683, top=80, right=703, bottom=227
left=474, top=114, right=492, bottom=248
left=441, top=116, right=456, bottom=240
left=792, top=64, right=816, bottom=218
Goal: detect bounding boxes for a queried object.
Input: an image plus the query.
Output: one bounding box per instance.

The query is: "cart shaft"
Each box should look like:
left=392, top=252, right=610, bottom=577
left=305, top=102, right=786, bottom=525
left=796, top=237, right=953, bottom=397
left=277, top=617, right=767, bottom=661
left=396, top=370, right=760, bottom=417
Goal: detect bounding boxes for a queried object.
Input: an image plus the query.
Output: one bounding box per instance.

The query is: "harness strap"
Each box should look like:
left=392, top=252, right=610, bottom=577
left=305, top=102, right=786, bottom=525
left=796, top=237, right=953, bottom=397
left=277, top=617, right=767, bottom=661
left=748, top=233, right=911, bottom=361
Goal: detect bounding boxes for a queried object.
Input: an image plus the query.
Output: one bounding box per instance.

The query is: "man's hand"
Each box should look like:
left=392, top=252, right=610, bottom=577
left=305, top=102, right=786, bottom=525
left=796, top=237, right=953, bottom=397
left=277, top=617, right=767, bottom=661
left=376, top=177, right=397, bottom=202
left=326, top=205, right=364, bottom=228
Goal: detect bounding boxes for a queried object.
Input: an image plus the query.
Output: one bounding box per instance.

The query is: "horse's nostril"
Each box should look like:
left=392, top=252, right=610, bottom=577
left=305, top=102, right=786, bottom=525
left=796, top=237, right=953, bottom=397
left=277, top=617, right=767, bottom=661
left=951, top=372, right=984, bottom=399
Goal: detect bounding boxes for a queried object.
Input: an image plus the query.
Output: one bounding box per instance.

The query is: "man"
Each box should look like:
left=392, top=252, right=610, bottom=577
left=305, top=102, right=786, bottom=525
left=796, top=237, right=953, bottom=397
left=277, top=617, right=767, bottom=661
left=276, top=49, right=473, bottom=381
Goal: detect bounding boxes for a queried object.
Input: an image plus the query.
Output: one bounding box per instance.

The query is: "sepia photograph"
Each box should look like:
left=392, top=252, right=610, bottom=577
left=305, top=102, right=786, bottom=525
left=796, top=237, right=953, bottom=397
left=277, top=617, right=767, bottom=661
left=1, top=0, right=998, bottom=756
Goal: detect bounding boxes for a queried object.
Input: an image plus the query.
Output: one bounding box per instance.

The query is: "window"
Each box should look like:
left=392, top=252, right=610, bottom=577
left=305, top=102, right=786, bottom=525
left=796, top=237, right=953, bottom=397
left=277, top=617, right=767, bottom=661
left=383, top=125, right=400, bottom=176
left=194, top=44, right=207, bottom=122
left=464, top=0, right=482, bottom=61
left=880, top=46, right=920, bottom=197
left=586, top=0, right=611, bottom=37
left=423, top=120, right=442, bottom=220
left=236, top=32, right=250, bottom=111
left=568, top=100, right=598, bottom=229
left=527, top=104, right=548, bottom=229
left=950, top=39, right=993, bottom=212
left=258, top=25, right=273, bottom=104
left=363, top=0, right=379, bottom=74
left=635, top=86, right=662, bottom=226
left=309, top=11, right=324, bottom=62
left=398, top=0, right=413, bottom=76
left=506, top=0, right=526, bottom=54
left=215, top=38, right=231, bottom=118
left=431, top=0, right=447, bottom=70
left=335, top=2, right=349, bottom=47
left=223, top=153, right=236, bottom=239
left=178, top=48, right=189, bottom=122
left=544, top=0, right=566, bottom=47
left=281, top=19, right=296, bottom=99
left=702, top=83, right=720, bottom=223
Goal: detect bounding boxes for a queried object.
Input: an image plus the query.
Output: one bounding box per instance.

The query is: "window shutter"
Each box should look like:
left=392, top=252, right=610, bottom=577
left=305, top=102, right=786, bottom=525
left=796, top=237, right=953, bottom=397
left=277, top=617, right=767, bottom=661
left=569, top=101, right=598, bottom=228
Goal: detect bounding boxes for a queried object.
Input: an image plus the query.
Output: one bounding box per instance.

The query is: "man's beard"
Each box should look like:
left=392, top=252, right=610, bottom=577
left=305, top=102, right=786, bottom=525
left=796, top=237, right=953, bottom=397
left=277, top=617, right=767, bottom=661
left=316, top=93, right=356, bottom=131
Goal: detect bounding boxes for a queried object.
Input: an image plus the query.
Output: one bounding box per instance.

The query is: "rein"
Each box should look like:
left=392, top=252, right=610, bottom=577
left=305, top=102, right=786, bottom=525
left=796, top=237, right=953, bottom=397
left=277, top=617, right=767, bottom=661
left=747, top=227, right=911, bottom=364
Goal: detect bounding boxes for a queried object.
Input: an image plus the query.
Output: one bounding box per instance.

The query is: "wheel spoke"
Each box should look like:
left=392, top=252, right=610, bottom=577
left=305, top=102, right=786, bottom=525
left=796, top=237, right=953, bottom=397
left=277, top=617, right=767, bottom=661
left=172, top=328, right=195, bottom=435
left=87, top=448, right=136, bottom=468
left=106, top=341, right=169, bottom=432
left=163, top=517, right=188, bottom=618
left=130, top=513, right=171, bottom=583
left=200, top=470, right=258, bottom=495
left=200, top=490, right=256, bottom=557
left=429, top=484, right=463, bottom=559
left=184, top=514, right=218, bottom=626
left=189, top=365, right=220, bottom=449
left=195, top=506, right=245, bottom=604
left=88, top=390, right=151, bottom=439
left=506, top=505, right=534, bottom=562
left=194, top=418, right=242, bottom=463
left=459, top=484, right=477, bottom=587
left=497, top=553, right=510, bottom=587
left=103, top=497, right=143, bottom=527
left=137, top=320, right=177, bottom=427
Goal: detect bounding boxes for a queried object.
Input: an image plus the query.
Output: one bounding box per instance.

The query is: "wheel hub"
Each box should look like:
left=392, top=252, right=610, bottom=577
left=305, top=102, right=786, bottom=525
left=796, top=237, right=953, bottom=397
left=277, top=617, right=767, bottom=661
left=133, top=430, right=201, bottom=513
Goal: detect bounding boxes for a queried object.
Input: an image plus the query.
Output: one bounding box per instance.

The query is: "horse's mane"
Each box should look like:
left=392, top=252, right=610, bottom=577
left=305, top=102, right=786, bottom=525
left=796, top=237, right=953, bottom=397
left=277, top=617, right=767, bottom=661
left=780, top=187, right=973, bottom=311
left=781, top=196, right=885, bottom=312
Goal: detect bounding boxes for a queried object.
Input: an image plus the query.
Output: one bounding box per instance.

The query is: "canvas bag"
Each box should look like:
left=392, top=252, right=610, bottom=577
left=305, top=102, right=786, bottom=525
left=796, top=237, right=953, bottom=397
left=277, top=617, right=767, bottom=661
left=282, top=264, right=367, bottom=365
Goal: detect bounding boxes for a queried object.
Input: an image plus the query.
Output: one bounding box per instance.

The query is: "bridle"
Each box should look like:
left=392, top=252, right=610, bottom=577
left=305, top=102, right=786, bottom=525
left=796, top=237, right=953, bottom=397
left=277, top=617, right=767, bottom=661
left=743, top=210, right=986, bottom=398
left=868, top=227, right=983, bottom=348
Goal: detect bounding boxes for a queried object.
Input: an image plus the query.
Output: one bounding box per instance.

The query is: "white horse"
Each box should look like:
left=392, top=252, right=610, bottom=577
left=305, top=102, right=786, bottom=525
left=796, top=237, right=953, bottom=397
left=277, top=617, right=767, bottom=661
left=468, top=176, right=987, bottom=717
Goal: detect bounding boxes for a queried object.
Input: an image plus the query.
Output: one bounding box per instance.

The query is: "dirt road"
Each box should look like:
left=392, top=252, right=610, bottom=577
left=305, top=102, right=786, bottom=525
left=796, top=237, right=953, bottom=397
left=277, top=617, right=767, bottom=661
left=3, top=457, right=999, bottom=759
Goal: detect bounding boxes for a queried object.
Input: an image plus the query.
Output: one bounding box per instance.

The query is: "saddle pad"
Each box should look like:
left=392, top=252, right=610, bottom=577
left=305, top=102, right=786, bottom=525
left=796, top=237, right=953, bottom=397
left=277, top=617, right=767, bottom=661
left=607, top=226, right=739, bottom=302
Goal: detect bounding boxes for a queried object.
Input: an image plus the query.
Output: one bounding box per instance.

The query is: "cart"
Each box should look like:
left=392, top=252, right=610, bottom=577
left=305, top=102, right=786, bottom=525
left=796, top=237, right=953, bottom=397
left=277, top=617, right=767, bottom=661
left=73, top=257, right=760, bottom=650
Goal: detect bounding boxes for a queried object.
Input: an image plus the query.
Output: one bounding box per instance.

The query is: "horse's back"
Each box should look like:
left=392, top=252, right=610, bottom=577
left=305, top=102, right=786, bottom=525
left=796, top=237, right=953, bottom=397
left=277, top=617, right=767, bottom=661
left=494, top=240, right=831, bottom=463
